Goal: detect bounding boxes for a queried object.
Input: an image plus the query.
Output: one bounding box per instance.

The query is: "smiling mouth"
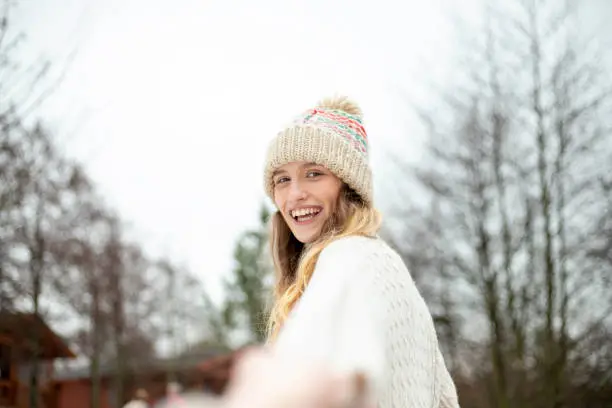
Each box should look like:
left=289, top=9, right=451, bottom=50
left=291, top=207, right=322, bottom=224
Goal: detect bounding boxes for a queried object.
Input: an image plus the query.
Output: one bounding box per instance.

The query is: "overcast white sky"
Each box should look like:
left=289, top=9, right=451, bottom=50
left=11, top=0, right=611, bottom=305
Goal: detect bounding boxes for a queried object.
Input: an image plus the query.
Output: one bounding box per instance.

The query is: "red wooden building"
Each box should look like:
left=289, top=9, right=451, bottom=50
left=0, top=312, right=244, bottom=408
left=0, top=312, right=76, bottom=408
left=51, top=347, right=244, bottom=408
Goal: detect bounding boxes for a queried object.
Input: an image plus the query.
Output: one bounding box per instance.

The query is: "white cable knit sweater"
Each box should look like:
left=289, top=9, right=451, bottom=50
left=273, top=235, right=460, bottom=408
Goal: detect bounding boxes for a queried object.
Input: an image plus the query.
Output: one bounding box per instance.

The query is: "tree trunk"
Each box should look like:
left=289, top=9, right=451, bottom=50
left=103, top=224, right=126, bottom=408
left=527, top=2, right=559, bottom=405
left=90, top=279, right=101, bottom=408
left=29, top=198, right=45, bottom=408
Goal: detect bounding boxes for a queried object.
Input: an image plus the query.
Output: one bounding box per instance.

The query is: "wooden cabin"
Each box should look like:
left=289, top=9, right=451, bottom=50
left=52, top=347, right=243, bottom=408
left=0, top=312, right=76, bottom=408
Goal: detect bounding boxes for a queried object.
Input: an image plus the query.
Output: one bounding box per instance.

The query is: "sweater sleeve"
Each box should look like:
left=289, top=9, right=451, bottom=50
left=272, top=237, right=388, bottom=400
left=273, top=236, right=444, bottom=407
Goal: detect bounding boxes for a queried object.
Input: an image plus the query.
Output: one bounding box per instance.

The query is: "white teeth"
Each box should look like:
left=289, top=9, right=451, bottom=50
left=291, top=207, right=320, bottom=218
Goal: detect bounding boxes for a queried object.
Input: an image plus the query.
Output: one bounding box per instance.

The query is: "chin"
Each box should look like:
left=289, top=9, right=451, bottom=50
left=293, top=229, right=322, bottom=244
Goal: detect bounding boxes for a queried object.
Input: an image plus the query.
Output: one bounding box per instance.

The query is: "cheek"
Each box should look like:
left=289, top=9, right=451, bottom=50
left=322, top=183, right=342, bottom=209
left=273, top=190, right=286, bottom=210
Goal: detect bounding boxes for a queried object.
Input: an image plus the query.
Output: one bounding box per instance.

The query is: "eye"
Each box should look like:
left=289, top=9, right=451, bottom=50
left=274, top=176, right=290, bottom=186
left=306, top=170, right=323, bottom=178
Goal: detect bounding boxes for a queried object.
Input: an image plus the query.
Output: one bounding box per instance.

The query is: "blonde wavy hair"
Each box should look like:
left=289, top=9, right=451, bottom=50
left=266, top=185, right=382, bottom=341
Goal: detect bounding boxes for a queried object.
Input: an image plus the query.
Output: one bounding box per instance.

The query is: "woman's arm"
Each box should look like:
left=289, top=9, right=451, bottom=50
left=273, top=236, right=442, bottom=408
left=272, top=237, right=387, bottom=403
left=224, top=347, right=371, bottom=408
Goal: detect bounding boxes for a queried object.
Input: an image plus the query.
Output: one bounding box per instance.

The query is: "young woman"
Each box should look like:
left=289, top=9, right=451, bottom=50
left=178, top=96, right=458, bottom=408
left=260, top=95, right=460, bottom=408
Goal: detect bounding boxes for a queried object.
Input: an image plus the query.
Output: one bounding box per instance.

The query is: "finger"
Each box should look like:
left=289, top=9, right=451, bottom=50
left=326, top=372, right=371, bottom=408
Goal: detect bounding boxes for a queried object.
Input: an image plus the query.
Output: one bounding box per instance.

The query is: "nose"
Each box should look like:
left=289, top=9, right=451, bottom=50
left=287, top=179, right=307, bottom=203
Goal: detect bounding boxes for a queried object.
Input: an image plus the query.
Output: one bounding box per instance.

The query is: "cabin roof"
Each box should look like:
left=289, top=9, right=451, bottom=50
left=0, top=312, right=76, bottom=359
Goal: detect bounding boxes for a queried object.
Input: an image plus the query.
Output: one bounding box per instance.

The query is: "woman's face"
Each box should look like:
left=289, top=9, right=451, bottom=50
left=272, top=161, right=343, bottom=243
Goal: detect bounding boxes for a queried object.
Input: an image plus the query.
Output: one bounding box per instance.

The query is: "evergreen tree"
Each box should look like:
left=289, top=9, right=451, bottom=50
left=222, top=204, right=273, bottom=344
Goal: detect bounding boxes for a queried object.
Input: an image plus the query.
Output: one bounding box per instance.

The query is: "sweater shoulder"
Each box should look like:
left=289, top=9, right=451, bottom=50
left=318, top=235, right=404, bottom=268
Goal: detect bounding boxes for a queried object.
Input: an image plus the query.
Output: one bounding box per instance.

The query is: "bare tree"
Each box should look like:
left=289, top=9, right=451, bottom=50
left=2, top=121, right=83, bottom=408
left=0, top=6, right=216, bottom=408
left=390, top=1, right=612, bottom=407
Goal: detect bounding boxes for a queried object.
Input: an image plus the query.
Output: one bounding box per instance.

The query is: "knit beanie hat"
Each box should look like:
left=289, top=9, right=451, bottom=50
left=264, top=95, right=373, bottom=205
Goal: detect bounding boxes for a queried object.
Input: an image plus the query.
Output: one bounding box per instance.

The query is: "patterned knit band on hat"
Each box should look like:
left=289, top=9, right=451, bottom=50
left=264, top=95, right=373, bottom=205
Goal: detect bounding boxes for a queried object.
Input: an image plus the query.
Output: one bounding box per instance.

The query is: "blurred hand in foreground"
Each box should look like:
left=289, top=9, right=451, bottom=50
left=224, top=347, right=372, bottom=408
left=157, top=347, right=372, bottom=408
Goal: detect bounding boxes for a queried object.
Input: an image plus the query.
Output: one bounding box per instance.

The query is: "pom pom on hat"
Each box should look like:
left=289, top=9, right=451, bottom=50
left=316, top=95, right=363, bottom=120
